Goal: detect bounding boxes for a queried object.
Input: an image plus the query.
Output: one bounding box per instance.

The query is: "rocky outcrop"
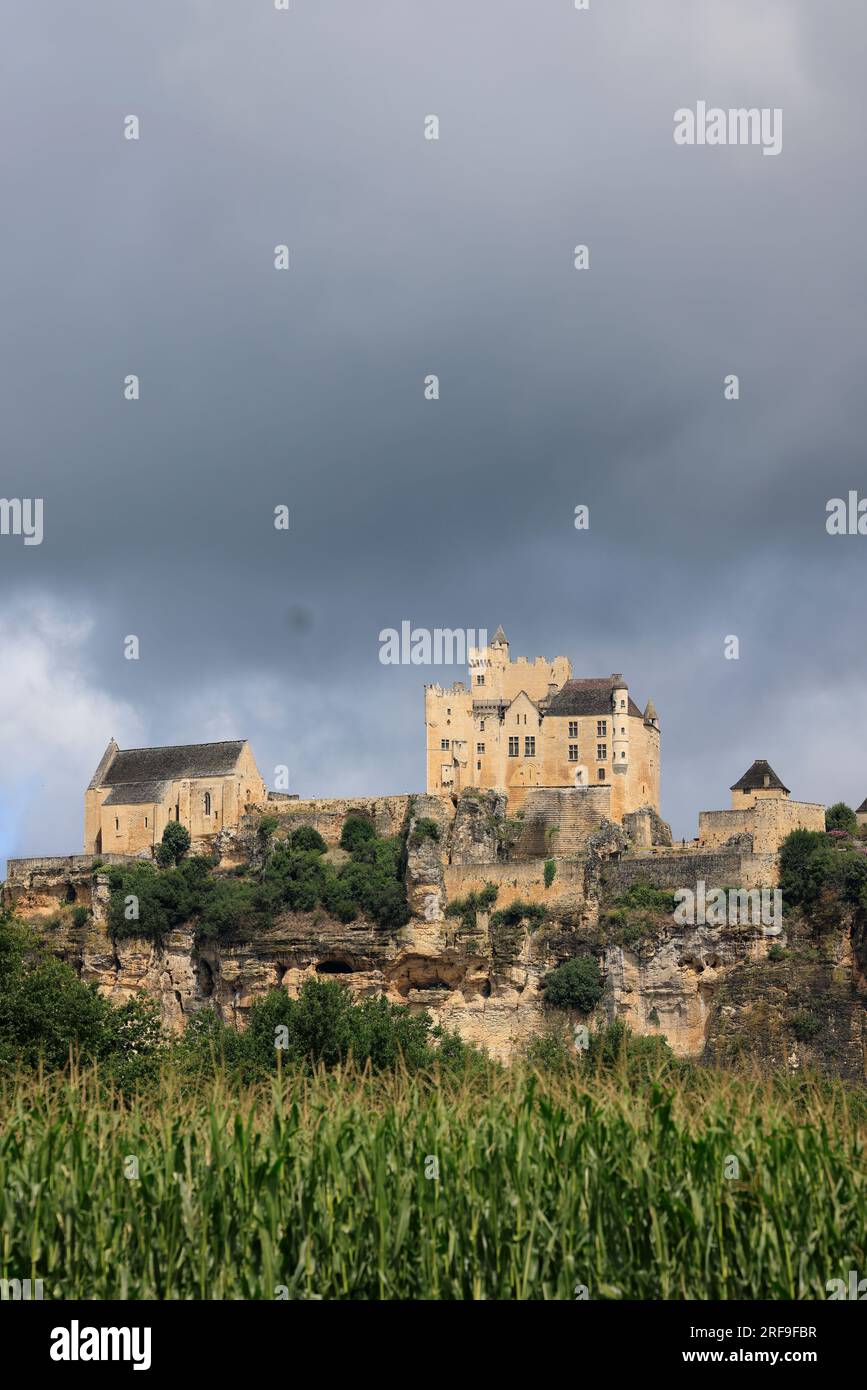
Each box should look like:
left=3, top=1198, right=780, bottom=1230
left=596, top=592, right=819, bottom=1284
left=5, top=789, right=865, bottom=1074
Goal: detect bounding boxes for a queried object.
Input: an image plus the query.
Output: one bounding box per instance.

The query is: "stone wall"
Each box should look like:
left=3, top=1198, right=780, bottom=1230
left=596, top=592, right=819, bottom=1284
left=602, top=848, right=779, bottom=894
left=698, top=798, right=825, bottom=855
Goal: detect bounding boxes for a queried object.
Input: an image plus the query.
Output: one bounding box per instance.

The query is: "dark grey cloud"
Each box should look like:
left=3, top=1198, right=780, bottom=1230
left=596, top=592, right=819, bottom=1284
left=1, top=0, right=866, bottom=868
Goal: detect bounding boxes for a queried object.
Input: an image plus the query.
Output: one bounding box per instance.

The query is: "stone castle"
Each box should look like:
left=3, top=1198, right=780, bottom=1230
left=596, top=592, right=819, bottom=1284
left=3, top=625, right=856, bottom=1072
left=425, top=627, right=660, bottom=820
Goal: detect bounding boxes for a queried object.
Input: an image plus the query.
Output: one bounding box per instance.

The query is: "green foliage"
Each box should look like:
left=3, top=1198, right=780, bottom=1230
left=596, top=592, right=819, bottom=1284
left=409, top=818, right=440, bottom=849
left=489, top=899, right=547, bottom=930
left=825, top=802, right=858, bottom=834
left=257, top=815, right=280, bottom=841
left=542, top=954, right=603, bottom=1012
left=71, top=905, right=90, bottom=930
left=444, top=883, right=499, bottom=937
left=543, top=858, right=556, bottom=889
left=177, top=977, right=475, bottom=1081
left=790, top=1010, right=822, bottom=1043
left=615, top=882, right=678, bottom=914
left=339, top=814, right=377, bottom=853
left=108, top=820, right=410, bottom=941
left=3, top=1056, right=862, bottom=1298
left=156, top=820, right=191, bottom=867
left=289, top=825, right=327, bottom=854
left=779, top=828, right=867, bottom=921
left=767, top=943, right=787, bottom=962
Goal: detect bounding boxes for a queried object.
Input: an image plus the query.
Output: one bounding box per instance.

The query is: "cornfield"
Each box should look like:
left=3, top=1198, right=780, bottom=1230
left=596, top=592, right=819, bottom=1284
left=0, top=1063, right=863, bottom=1300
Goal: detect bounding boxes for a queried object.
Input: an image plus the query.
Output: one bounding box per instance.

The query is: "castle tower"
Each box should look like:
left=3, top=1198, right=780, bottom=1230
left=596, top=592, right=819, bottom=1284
left=611, top=674, right=630, bottom=775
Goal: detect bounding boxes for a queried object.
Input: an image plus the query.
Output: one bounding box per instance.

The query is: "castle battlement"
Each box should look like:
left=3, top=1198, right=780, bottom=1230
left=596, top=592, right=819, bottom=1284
left=426, top=626, right=658, bottom=819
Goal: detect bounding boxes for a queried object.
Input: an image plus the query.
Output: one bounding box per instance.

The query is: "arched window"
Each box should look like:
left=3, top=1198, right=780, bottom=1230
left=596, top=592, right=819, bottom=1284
left=204, top=792, right=211, bottom=816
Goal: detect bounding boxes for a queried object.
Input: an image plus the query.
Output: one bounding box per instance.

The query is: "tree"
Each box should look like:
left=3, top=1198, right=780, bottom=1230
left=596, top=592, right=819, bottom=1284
left=339, top=814, right=377, bottom=853
left=542, top=955, right=603, bottom=1012
left=826, top=802, right=858, bottom=834
left=290, top=825, right=327, bottom=854
left=778, top=830, right=836, bottom=909
left=156, top=820, right=191, bottom=867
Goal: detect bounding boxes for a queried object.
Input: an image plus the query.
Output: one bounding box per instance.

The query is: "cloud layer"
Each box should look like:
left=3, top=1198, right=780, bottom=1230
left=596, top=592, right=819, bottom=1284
left=1, top=1, right=865, bottom=866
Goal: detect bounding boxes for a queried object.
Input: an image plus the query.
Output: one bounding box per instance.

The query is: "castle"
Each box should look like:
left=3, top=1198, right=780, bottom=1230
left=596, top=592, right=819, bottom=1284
left=424, top=626, right=660, bottom=820
left=84, top=738, right=266, bottom=855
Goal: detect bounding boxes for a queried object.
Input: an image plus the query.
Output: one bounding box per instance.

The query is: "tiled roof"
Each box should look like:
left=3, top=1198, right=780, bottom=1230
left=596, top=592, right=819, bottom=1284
left=98, top=740, right=246, bottom=787
left=545, top=677, right=642, bottom=719
left=103, top=780, right=171, bottom=806
left=730, top=760, right=790, bottom=794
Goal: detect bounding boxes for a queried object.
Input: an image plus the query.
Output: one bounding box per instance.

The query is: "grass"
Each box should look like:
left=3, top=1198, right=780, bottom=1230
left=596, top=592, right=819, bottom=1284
left=0, top=1061, right=864, bottom=1300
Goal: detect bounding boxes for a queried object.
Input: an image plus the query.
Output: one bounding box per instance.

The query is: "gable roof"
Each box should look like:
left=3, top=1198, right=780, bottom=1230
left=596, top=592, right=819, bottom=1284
left=545, top=677, right=642, bottom=719
left=95, top=740, right=247, bottom=788
left=857, top=798, right=867, bottom=814
left=730, top=759, right=790, bottom=794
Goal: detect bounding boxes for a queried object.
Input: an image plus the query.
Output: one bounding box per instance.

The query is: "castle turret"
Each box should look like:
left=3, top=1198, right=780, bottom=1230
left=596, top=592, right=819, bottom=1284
left=643, top=698, right=659, bottom=730
left=611, top=674, right=630, bottom=775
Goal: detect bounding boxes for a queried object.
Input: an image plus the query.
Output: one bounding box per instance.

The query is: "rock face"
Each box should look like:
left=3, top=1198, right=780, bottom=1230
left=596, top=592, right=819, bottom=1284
left=4, top=791, right=865, bottom=1075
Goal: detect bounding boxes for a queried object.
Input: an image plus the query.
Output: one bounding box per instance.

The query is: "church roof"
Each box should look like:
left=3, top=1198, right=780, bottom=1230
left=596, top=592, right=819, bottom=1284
left=730, top=759, right=790, bottom=794
left=546, top=677, right=642, bottom=719
left=103, top=779, right=171, bottom=806
left=96, top=740, right=247, bottom=788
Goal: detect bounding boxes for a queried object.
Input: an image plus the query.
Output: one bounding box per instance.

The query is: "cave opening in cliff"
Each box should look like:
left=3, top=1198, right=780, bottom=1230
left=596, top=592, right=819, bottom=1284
left=315, top=959, right=354, bottom=974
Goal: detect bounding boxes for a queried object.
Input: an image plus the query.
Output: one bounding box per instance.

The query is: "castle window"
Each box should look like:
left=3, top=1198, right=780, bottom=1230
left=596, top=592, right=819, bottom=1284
left=115, top=817, right=119, bottom=831
left=524, top=736, right=536, bottom=757
left=480, top=720, right=485, bottom=732
left=568, top=721, right=578, bottom=738
left=597, top=769, right=606, bottom=781
left=440, top=739, right=450, bottom=750
left=597, top=744, right=607, bottom=760
left=476, top=675, right=485, bottom=686
left=447, top=708, right=451, bottom=715
left=568, top=744, right=579, bottom=761
left=508, top=737, right=519, bottom=757
left=204, top=792, right=212, bottom=816
left=621, top=751, right=626, bottom=759
left=144, top=816, right=148, bottom=828
left=620, top=699, right=625, bottom=709
left=477, top=743, right=485, bottom=754
left=597, top=720, right=607, bottom=737
left=477, top=760, right=481, bottom=771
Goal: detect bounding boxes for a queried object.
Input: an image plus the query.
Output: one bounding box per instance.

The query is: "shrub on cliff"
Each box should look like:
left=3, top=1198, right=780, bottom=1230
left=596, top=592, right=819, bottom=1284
left=410, top=818, right=440, bottom=849
left=779, top=830, right=838, bottom=909
left=825, top=802, right=858, bottom=835
left=779, top=828, right=867, bottom=919
left=542, top=954, right=603, bottom=1012
left=290, top=825, right=327, bottom=853
left=489, top=899, right=547, bottom=930
left=339, top=814, right=377, bottom=853
left=156, top=820, right=191, bottom=867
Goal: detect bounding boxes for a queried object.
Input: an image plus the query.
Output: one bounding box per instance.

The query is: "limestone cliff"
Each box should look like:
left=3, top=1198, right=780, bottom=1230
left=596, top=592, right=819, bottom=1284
left=4, top=791, right=865, bottom=1076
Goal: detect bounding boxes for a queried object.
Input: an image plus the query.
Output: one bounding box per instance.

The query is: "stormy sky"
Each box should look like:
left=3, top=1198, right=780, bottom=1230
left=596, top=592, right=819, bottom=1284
left=1, top=0, right=866, bottom=870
